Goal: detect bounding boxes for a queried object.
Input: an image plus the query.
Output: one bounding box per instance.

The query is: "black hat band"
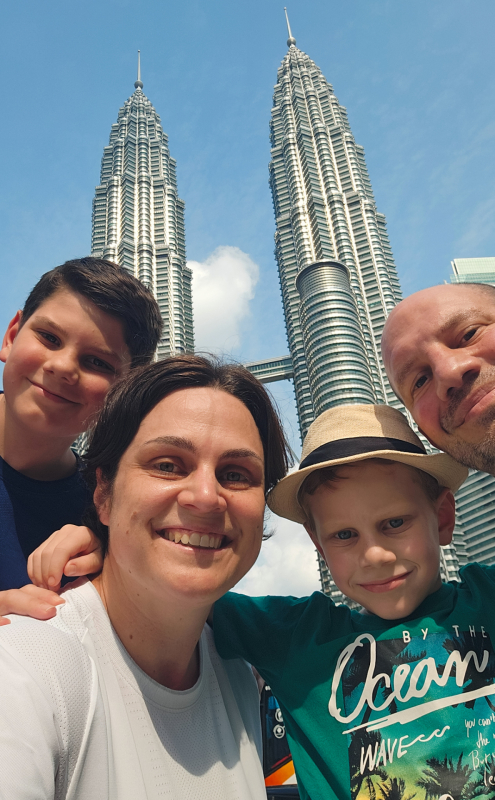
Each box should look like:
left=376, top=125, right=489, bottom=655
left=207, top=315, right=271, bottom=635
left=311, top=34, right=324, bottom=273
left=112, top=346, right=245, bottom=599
left=299, top=436, right=426, bottom=471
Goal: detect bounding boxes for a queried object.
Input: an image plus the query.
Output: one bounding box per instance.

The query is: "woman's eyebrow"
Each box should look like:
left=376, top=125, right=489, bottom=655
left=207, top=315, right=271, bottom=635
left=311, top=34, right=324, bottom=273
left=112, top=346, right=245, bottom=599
left=221, top=449, right=263, bottom=463
left=141, top=439, right=263, bottom=463
left=143, top=436, right=196, bottom=452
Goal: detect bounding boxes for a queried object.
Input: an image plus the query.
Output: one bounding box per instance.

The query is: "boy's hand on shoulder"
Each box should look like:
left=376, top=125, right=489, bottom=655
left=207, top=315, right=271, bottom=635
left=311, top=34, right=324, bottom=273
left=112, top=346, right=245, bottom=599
left=27, top=525, right=103, bottom=591
left=0, top=584, right=64, bottom=626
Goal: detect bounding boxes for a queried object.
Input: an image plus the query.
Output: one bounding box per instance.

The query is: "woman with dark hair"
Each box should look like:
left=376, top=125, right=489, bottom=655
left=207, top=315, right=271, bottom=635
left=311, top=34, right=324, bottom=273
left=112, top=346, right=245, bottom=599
left=0, top=355, right=290, bottom=799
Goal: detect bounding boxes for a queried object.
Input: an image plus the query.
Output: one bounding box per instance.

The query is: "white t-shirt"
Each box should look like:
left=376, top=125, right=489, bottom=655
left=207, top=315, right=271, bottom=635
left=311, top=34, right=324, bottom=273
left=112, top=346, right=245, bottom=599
left=0, top=581, right=266, bottom=800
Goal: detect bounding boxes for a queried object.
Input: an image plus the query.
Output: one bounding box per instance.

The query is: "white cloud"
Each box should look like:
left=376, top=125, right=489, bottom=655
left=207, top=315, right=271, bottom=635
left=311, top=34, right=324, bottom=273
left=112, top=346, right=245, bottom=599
left=233, top=511, right=322, bottom=597
left=188, top=246, right=259, bottom=354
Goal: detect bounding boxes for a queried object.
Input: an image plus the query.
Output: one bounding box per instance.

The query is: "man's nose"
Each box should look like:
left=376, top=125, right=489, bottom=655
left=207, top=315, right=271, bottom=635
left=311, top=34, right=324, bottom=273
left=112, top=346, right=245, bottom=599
left=43, top=348, right=79, bottom=383
left=432, top=349, right=480, bottom=401
left=177, top=467, right=227, bottom=514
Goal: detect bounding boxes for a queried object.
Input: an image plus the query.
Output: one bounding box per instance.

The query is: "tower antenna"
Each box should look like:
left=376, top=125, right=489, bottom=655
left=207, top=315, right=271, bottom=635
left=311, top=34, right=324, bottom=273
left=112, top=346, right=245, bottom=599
left=134, top=50, right=143, bottom=89
left=284, top=8, right=296, bottom=47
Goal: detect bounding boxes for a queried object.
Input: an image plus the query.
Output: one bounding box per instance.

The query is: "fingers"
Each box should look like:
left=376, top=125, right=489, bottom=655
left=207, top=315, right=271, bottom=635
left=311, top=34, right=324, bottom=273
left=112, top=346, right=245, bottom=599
left=65, top=552, right=104, bottom=578
left=0, top=585, right=64, bottom=625
left=27, top=525, right=102, bottom=590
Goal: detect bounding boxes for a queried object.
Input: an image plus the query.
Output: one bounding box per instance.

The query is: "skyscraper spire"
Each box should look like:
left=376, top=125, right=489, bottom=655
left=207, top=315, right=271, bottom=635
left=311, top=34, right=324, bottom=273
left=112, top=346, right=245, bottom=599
left=91, top=69, right=193, bottom=357
left=134, top=50, right=143, bottom=90
left=284, top=7, right=296, bottom=47
left=269, top=39, right=403, bottom=439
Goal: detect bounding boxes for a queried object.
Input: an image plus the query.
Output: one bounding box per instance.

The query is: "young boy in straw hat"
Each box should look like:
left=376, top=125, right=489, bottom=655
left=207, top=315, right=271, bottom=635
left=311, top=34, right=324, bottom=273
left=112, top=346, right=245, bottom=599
left=7, top=404, right=495, bottom=800
left=214, top=404, right=495, bottom=800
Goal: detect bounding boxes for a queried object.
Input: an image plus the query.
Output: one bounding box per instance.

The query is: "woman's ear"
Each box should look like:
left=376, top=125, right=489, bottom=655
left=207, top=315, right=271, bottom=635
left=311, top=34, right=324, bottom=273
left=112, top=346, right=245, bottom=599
left=436, top=489, right=456, bottom=546
left=0, top=311, right=22, bottom=364
left=93, top=468, right=111, bottom=527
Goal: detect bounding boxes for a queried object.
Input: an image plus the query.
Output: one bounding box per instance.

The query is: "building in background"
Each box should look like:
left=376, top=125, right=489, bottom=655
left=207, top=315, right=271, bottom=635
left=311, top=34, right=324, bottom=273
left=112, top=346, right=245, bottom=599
left=449, top=256, right=495, bottom=566
left=91, top=54, right=193, bottom=359
left=267, top=12, right=402, bottom=439
left=451, top=257, right=495, bottom=286
left=247, top=15, right=462, bottom=601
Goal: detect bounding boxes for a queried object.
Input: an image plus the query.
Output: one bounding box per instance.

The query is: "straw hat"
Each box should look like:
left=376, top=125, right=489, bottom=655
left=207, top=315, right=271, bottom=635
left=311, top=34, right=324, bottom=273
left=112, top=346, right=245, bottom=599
left=267, top=404, right=468, bottom=523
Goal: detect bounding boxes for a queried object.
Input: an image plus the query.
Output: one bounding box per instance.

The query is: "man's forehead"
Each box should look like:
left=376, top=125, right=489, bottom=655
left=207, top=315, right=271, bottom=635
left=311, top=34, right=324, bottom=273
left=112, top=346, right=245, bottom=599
left=385, top=285, right=490, bottom=344
left=383, top=284, right=493, bottom=390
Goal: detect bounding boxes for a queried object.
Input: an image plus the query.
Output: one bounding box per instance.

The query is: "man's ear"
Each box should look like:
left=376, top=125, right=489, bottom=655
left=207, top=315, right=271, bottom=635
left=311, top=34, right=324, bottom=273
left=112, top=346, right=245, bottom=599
left=304, top=521, right=325, bottom=560
left=93, top=468, right=111, bottom=527
left=0, top=311, right=22, bottom=364
left=436, top=489, right=456, bottom=546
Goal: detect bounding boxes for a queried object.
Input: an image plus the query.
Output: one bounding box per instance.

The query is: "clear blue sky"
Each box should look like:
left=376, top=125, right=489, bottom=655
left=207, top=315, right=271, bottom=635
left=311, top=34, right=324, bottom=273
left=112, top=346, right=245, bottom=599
left=1, top=0, right=495, bottom=381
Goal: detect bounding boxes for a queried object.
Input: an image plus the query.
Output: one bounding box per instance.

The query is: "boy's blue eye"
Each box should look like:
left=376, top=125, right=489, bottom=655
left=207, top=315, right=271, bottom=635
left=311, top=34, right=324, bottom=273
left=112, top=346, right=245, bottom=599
left=336, top=530, right=353, bottom=540
left=389, top=518, right=404, bottom=529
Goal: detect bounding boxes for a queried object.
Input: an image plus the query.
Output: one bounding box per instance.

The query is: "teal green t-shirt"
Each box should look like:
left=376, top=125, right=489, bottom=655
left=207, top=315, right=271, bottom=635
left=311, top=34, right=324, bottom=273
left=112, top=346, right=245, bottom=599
left=214, top=564, right=495, bottom=800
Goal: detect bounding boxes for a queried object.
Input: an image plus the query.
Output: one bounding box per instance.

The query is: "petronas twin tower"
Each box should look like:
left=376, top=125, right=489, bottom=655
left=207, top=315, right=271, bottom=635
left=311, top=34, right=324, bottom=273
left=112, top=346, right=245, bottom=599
left=91, top=53, right=193, bottom=361
left=91, top=24, right=402, bottom=414
left=89, top=21, right=430, bottom=596
left=267, top=13, right=402, bottom=440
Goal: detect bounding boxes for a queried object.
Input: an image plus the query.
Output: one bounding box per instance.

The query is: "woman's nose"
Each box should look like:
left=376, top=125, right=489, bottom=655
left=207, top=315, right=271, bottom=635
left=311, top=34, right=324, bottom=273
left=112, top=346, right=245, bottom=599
left=177, top=468, right=227, bottom=514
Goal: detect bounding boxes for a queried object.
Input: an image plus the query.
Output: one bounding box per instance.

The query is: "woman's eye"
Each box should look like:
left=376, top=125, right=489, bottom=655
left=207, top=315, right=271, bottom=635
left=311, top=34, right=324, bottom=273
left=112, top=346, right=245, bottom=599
left=158, top=462, right=176, bottom=473
left=336, top=529, right=353, bottom=540
left=223, top=471, right=248, bottom=483
left=389, top=518, right=404, bottom=529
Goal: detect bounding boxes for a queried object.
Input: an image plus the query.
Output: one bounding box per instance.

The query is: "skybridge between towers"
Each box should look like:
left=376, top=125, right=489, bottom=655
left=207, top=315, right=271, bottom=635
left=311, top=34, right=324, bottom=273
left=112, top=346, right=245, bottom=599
left=245, top=355, right=294, bottom=384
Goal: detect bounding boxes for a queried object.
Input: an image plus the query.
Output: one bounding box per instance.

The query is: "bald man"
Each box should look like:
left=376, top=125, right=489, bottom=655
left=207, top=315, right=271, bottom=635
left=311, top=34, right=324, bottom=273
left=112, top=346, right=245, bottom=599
left=381, top=283, right=495, bottom=474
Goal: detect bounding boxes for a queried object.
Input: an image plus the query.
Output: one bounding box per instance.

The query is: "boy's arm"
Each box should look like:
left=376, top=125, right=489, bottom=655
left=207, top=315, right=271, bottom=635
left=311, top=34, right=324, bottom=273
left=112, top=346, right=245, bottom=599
left=213, top=592, right=306, bottom=684
left=0, top=585, right=64, bottom=626
left=0, top=525, right=103, bottom=625
left=27, top=525, right=103, bottom=590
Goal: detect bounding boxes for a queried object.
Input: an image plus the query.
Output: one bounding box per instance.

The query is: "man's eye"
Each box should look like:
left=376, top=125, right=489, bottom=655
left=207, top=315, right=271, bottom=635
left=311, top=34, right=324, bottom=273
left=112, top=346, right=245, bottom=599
left=336, top=529, right=353, bottom=540
left=462, top=328, right=477, bottom=343
left=388, top=518, right=404, bottom=529
left=414, top=375, right=427, bottom=391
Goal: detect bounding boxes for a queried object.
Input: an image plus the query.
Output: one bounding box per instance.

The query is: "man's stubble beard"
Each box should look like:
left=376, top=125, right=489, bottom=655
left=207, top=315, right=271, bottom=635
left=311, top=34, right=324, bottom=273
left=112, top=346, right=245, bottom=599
left=439, top=369, right=495, bottom=475
left=446, top=426, right=495, bottom=474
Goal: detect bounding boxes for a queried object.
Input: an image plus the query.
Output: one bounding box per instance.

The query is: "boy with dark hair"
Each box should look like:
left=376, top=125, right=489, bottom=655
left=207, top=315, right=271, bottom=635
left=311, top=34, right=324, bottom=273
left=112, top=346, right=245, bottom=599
left=0, top=256, right=162, bottom=590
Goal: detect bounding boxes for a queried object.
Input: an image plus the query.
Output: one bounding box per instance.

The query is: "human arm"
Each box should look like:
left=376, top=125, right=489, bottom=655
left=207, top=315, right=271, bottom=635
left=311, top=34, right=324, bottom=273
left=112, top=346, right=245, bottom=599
left=213, top=592, right=309, bottom=687
left=0, top=643, right=60, bottom=798
left=0, top=616, right=106, bottom=799
left=0, top=525, right=102, bottom=626
left=27, top=524, right=103, bottom=590
left=0, top=584, right=64, bottom=627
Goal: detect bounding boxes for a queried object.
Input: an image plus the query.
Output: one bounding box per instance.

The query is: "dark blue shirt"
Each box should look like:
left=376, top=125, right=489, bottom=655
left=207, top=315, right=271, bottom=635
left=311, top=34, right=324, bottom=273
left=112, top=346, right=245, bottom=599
left=0, top=454, right=91, bottom=590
